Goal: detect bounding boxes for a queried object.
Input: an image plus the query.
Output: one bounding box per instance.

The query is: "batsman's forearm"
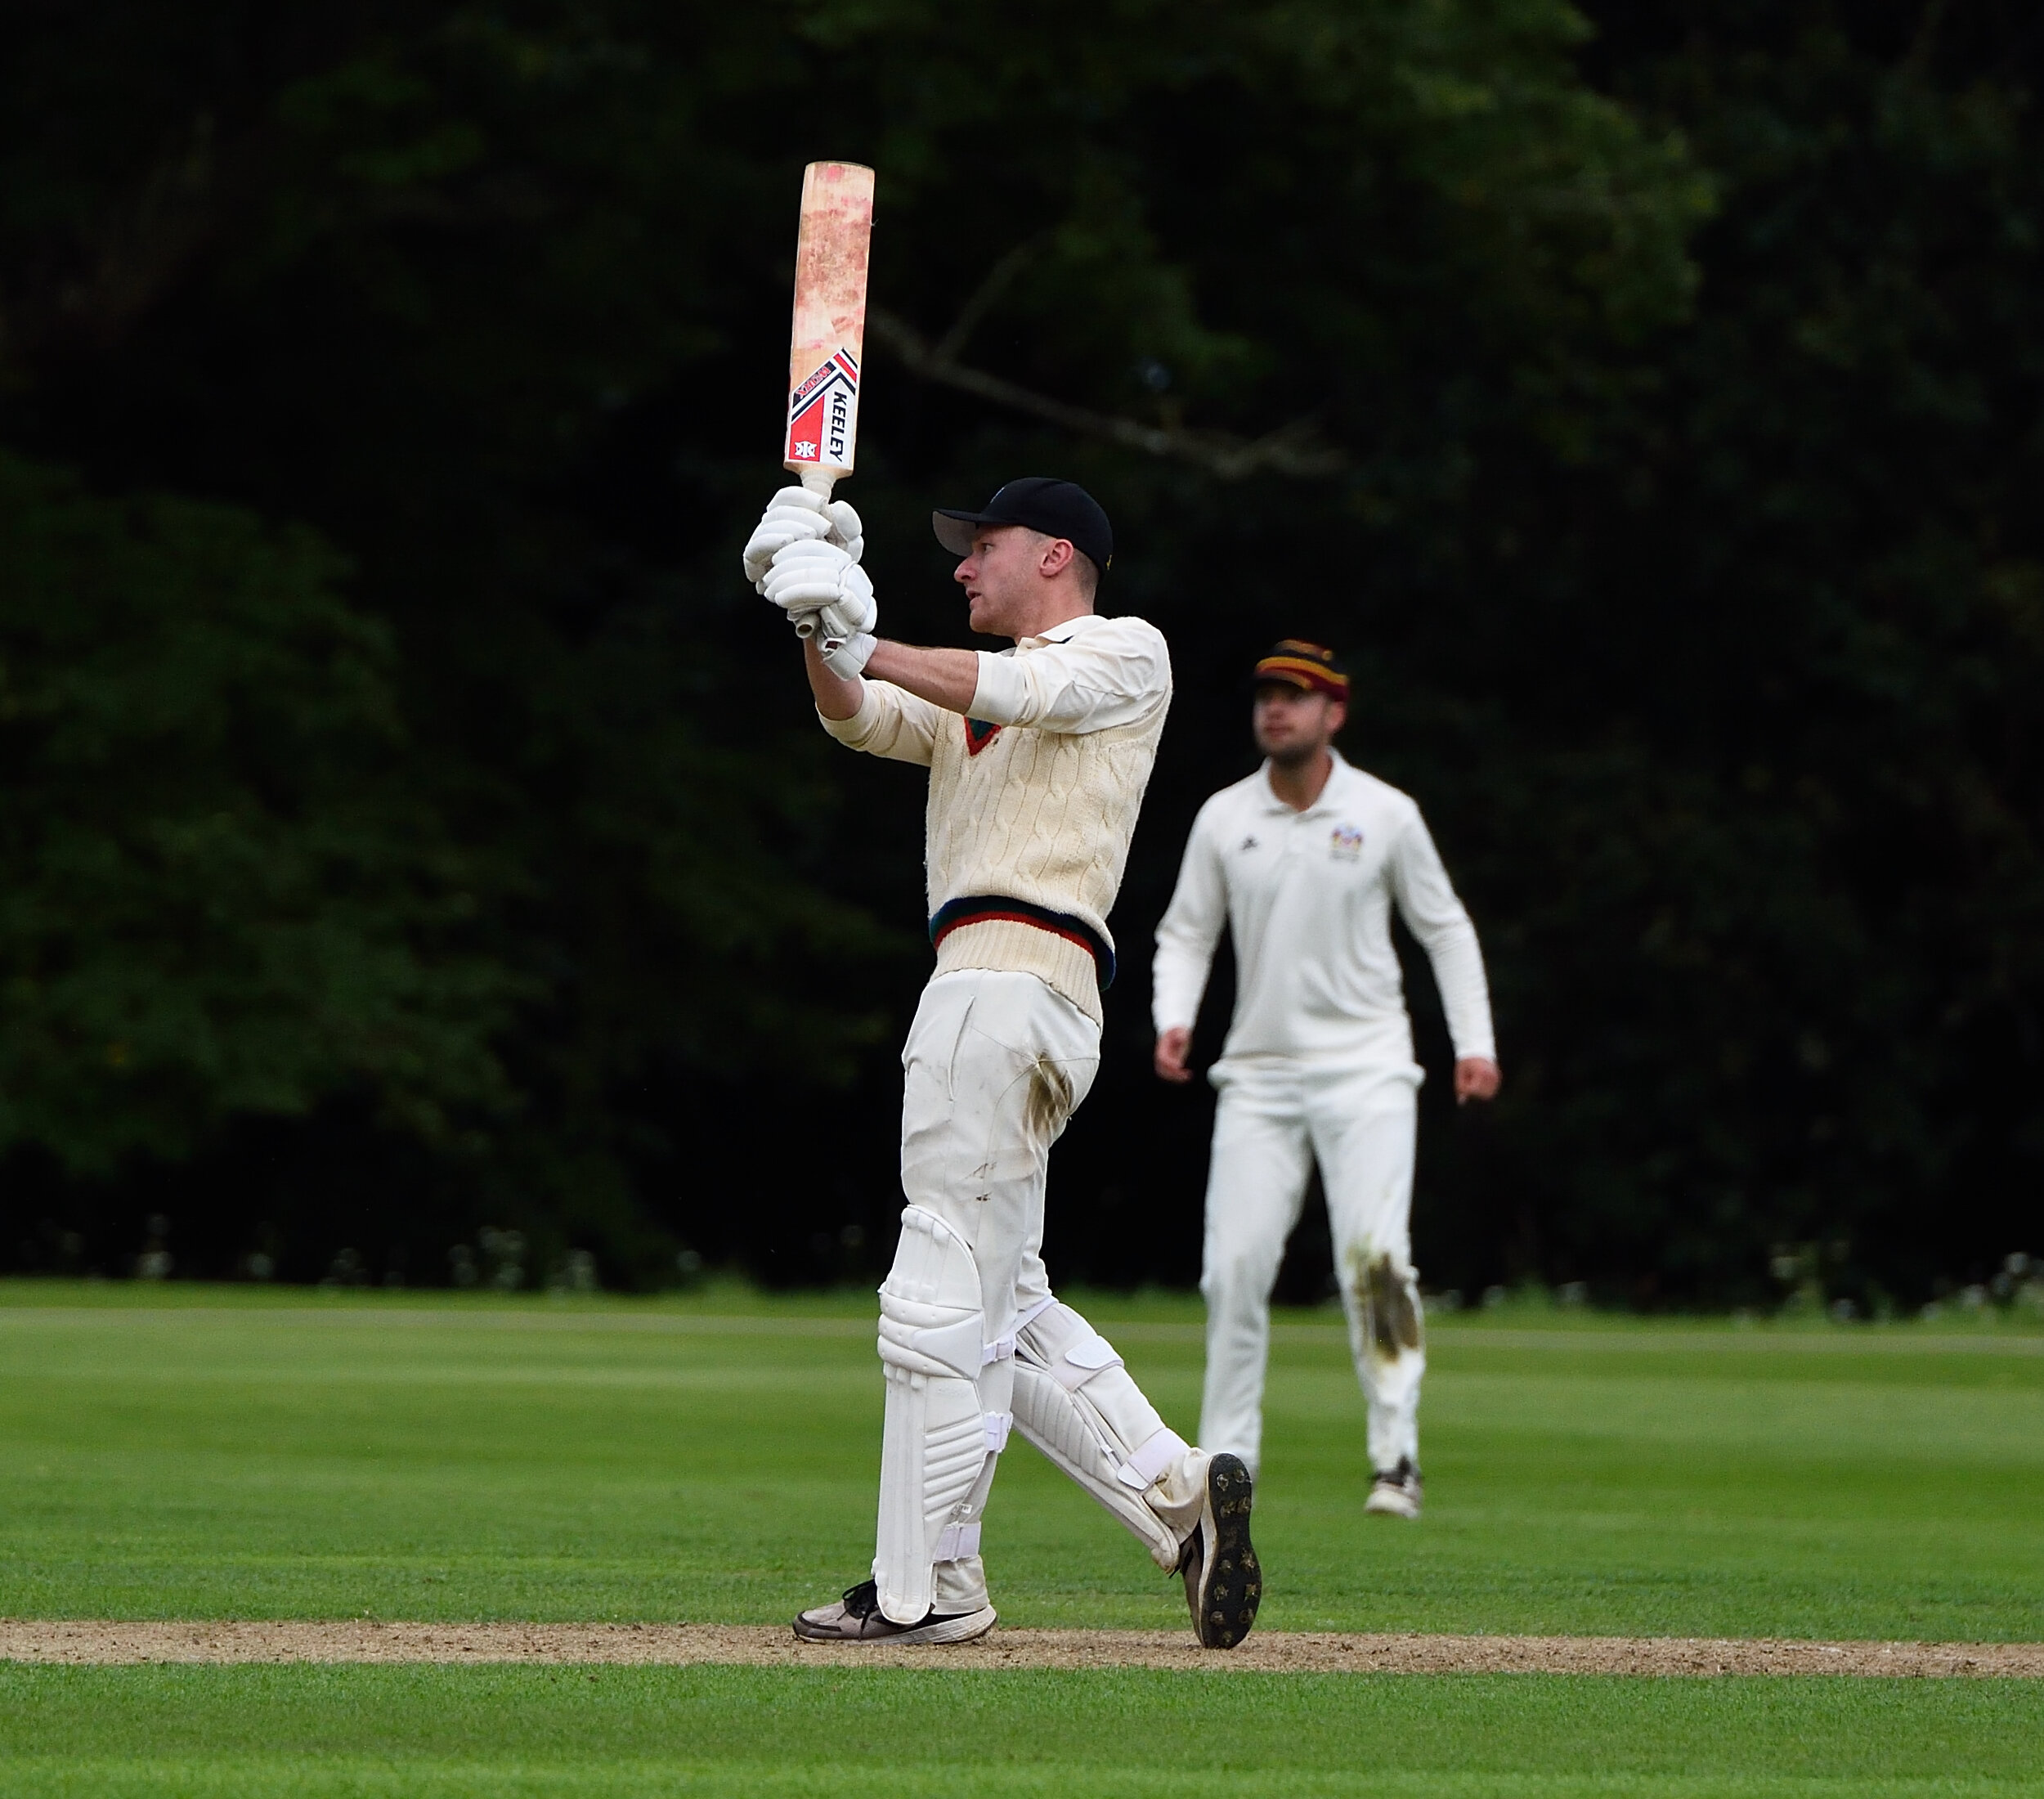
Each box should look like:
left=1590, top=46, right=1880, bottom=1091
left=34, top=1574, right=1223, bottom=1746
left=863, top=641, right=984, bottom=716
left=805, top=635, right=863, bottom=720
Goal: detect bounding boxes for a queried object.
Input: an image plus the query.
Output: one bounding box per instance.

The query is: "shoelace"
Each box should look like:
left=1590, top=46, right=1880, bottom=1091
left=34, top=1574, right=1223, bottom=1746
left=840, top=1579, right=881, bottom=1620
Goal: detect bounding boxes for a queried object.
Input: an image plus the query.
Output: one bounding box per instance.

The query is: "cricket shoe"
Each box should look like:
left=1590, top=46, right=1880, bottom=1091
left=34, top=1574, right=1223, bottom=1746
left=1176, top=1451, right=1260, bottom=1649
left=1364, top=1457, right=1423, bottom=1519
left=791, top=1579, right=997, bottom=1645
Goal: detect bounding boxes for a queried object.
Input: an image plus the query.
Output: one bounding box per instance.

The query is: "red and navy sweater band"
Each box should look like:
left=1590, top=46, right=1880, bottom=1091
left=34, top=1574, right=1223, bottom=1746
left=928, top=895, right=1117, bottom=991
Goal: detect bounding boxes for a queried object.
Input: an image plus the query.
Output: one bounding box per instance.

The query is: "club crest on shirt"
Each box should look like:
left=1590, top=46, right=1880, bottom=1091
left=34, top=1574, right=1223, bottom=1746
left=964, top=717, right=1003, bottom=756
left=1238, top=835, right=1259, bottom=853
left=1329, top=823, right=1365, bottom=861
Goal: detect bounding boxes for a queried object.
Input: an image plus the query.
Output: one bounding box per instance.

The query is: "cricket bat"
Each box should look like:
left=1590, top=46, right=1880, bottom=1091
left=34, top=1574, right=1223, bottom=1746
left=783, top=160, right=875, bottom=503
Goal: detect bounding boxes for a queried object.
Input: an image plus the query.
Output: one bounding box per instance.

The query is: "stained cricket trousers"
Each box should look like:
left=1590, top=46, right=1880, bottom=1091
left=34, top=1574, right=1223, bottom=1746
left=1198, top=1057, right=1427, bottom=1478
left=878, top=967, right=1201, bottom=1622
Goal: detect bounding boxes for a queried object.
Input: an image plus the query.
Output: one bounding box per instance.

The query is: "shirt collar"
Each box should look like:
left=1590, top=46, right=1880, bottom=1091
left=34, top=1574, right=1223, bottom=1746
left=1017, top=610, right=1107, bottom=650
left=1257, top=747, right=1352, bottom=816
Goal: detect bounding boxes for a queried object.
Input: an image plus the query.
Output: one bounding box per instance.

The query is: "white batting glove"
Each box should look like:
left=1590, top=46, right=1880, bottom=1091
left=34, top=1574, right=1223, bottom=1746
left=815, top=588, right=878, bottom=640
left=742, top=491, right=825, bottom=586
left=819, top=631, right=876, bottom=680
left=763, top=539, right=876, bottom=624
left=741, top=487, right=864, bottom=588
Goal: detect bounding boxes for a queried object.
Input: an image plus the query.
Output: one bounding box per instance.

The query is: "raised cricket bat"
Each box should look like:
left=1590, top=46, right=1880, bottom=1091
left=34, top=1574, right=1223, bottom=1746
left=783, top=160, right=875, bottom=502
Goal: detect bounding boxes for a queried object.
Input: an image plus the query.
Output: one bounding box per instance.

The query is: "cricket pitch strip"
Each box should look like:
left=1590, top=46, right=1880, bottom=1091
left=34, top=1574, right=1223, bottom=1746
left=3, top=1622, right=2038, bottom=1676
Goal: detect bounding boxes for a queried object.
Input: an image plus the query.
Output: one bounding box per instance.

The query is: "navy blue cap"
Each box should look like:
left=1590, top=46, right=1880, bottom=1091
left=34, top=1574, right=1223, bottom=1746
left=932, top=478, right=1113, bottom=576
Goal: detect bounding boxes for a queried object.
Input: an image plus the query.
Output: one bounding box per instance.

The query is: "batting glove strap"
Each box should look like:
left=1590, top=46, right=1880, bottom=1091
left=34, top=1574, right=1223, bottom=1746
left=820, top=630, right=876, bottom=680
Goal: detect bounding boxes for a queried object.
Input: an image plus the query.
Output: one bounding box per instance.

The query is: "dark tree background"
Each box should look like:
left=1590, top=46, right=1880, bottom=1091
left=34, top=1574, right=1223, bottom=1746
left=2, top=0, right=2037, bottom=1309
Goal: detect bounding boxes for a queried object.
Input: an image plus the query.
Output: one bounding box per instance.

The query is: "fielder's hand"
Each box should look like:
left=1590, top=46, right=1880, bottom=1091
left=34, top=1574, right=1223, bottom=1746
left=1455, top=1057, right=1502, bottom=1105
left=1154, top=1026, right=1194, bottom=1085
left=742, top=487, right=864, bottom=589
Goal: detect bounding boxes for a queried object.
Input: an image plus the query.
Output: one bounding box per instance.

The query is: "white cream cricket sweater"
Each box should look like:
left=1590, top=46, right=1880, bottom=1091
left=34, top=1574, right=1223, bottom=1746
left=819, top=612, right=1172, bottom=1023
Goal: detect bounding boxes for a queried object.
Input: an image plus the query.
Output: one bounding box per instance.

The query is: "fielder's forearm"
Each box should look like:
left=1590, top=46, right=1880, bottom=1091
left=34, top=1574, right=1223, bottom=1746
left=1151, top=826, right=1226, bottom=1034
left=1423, top=920, right=1498, bottom=1064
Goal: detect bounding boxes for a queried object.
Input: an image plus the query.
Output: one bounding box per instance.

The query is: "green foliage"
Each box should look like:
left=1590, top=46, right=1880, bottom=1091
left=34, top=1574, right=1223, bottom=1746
left=1428, top=6, right=2044, bottom=1297
left=0, top=0, right=1702, bottom=1279
left=0, top=2, right=2033, bottom=1295
left=0, top=453, right=513, bottom=1171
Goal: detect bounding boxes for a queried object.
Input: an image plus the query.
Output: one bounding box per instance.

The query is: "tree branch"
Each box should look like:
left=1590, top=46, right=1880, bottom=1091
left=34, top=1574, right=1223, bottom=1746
left=868, top=307, right=1346, bottom=482
left=0, top=114, right=248, bottom=371
left=934, top=238, right=1045, bottom=364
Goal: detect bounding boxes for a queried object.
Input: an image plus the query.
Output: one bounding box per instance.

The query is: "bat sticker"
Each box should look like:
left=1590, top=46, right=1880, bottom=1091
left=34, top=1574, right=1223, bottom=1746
left=786, top=350, right=860, bottom=467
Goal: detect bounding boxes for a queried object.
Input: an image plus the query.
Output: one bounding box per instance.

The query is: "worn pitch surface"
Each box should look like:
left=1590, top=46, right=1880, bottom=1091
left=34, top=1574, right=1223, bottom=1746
left=3, top=1619, right=2042, bottom=1676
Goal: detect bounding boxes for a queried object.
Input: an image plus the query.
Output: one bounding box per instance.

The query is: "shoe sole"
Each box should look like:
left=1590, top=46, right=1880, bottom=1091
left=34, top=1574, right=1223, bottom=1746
left=791, top=1604, right=997, bottom=1645
left=1364, top=1488, right=1422, bottom=1519
left=891, top=1604, right=997, bottom=1645
left=1192, top=1453, right=1260, bottom=1649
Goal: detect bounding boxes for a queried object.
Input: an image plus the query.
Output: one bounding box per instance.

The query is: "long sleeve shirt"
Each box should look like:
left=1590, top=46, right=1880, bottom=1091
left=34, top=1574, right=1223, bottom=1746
left=1151, top=751, right=1495, bottom=1068
left=820, top=612, right=1172, bottom=1021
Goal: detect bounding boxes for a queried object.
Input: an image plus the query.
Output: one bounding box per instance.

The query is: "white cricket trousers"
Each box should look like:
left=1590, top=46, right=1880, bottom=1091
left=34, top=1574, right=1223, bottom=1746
left=1199, top=1057, right=1426, bottom=1478
left=876, top=968, right=1202, bottom=1622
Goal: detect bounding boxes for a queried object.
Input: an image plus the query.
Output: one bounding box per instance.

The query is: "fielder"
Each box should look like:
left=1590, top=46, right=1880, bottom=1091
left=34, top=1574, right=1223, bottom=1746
left=743, top=476, right=1260, bottom=1647
left=1153, top=641, right=1499, bottom=1518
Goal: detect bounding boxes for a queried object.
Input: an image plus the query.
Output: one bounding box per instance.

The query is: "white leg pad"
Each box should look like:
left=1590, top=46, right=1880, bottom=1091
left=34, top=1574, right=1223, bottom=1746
left=872, top=1207, right=1009, bottom=1623
left=1011, top=1301, right=1204, bottom=1571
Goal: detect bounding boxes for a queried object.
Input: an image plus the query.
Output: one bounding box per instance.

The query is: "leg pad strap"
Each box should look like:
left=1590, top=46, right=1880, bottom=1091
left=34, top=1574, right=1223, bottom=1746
left=934, top=1520, right=982, bottom=1563
left=1123, top=1424, right=1189, bottom=1490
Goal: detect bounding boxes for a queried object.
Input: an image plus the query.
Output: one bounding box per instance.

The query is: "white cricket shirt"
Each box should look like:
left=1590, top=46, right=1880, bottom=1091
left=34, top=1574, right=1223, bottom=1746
left=1151, top=751, right=1495, bottom=1068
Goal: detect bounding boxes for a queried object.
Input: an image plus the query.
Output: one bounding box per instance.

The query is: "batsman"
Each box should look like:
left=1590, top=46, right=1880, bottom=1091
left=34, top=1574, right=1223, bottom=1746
left=743, top=476, right=1260, bottom=1648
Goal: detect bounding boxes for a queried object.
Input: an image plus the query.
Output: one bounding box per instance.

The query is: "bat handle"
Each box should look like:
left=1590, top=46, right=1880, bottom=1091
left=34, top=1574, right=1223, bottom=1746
left=791, top=467, right=838, bottom=637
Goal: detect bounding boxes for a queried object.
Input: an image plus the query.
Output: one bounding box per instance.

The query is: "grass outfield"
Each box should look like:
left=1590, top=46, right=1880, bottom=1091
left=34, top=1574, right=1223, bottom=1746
left=2, top=1664, right=2042, bottom=1797
left=2, top=1281, right=2041, bottom=1796
left=2, top=1281, right=2038, bottom=1639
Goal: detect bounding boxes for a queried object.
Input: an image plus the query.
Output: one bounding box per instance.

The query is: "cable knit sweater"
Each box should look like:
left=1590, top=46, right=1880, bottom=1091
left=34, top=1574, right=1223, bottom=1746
left=818, top=612, right=1172, bottom=1023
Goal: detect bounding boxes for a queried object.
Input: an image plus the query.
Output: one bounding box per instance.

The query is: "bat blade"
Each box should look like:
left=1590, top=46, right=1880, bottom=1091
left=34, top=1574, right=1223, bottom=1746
left=784, top=161, right=875, bottom=494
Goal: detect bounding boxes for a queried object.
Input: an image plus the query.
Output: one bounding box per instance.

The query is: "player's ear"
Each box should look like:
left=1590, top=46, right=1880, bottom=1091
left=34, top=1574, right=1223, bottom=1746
left=1326, top=698, right=1348, bottom=735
